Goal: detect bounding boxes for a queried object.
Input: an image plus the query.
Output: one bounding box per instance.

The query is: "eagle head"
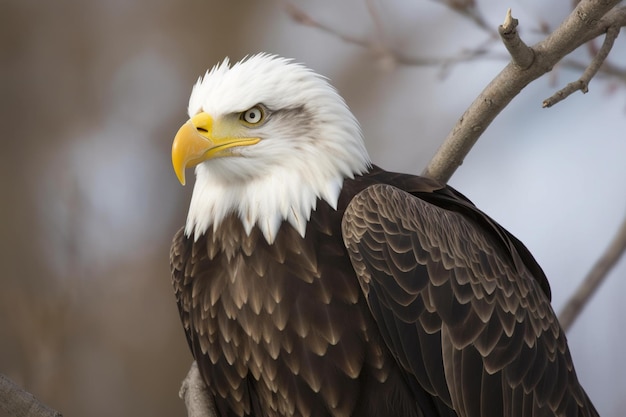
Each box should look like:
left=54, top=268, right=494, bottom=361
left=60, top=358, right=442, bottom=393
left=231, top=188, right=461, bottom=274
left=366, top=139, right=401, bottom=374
left=172, top=54, right=371, bottom=243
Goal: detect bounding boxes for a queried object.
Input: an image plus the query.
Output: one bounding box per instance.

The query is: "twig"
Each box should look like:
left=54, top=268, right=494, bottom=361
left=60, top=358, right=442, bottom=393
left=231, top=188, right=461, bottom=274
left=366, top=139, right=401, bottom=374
left=422, top=2, right=626, bottom=182
left=431, top=0, right=495, bottom=34
left=365, top=0, right=387, bottom=47
left=0, top=373, right=63, bottom=417
left=282, top=1, right=371, bottom=49
left=543, top=24, right=620, bottom=107
left=498, top=9, right=534, bottom=69
left=179, top=361, right=217, bottom=417
left=560, top=56, right=626, bottom=82
left=282, top=0, right=494, bottom=67
left=559, top=213, right=626, bottom=332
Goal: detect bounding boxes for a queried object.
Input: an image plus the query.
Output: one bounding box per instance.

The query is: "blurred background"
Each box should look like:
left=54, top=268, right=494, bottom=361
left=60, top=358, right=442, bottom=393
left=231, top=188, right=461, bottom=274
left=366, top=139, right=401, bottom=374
left=1, top=0, right=625, bottom=416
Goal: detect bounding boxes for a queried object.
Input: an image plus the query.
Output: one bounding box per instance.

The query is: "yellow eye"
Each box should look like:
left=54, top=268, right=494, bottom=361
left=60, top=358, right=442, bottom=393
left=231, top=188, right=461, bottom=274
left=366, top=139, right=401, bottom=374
left=241, top=106, right=264, bottom=124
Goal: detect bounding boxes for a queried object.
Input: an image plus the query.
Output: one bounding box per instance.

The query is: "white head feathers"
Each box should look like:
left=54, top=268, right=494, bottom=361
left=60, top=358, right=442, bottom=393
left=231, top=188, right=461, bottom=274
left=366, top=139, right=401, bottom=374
left=183, top=54, right=371, bottom=243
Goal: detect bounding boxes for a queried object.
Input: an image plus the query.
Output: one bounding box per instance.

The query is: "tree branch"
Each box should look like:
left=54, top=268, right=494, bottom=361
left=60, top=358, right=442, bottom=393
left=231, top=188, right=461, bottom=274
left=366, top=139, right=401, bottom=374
left=559, top=213, right=626, bottom=332
left=282, top=1, right=372, bottom=51
left=422, top=1, right=626, bottom=182
left=179, top=361, right=217, bottom=417
left=432, top=0, right=495, bottom=34
left=0, top=373, right=63, bottom=417
left=281, top=0, right=496, bottom=67
left=543, top=24, right=620, bottom=107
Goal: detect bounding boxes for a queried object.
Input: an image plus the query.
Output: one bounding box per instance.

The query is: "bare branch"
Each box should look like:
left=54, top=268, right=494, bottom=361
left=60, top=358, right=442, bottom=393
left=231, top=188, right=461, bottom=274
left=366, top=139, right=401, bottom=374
left=543, top=24, right=621, bottom=107
left=365, top=0, right=387, bottom=46
left=180, top=361, right=217, bottom=417
left=559, top=213, right=626, bottom=332
left=499, top=9, right=535, bottom=69
left=422, top=1, right=626, bottom=182
left=431, top=0, right=494, bottom=34
left=281, top=0, right=496, bottom=67
left=282, top=1, right=371, bottom=49
left=283, top=1, right=626, bottom=87
left=560, top=56, right=626, bottom=82
left=0, top=373, right=63, bottom=417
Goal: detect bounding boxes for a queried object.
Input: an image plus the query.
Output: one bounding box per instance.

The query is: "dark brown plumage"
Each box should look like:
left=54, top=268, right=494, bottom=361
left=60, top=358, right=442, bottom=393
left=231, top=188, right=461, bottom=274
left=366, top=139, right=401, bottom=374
left=170, top=166, right=599, bottom=417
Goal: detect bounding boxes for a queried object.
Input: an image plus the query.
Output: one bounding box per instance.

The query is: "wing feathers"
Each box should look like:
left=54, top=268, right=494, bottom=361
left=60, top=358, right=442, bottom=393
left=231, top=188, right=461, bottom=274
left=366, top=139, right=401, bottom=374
left=342, top=183, right=599, bottom=417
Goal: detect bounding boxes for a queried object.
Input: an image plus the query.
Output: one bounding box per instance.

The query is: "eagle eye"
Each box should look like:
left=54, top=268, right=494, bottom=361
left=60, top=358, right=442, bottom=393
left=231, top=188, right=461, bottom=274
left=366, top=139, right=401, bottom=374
left=241, top=106, right=265, bottom=125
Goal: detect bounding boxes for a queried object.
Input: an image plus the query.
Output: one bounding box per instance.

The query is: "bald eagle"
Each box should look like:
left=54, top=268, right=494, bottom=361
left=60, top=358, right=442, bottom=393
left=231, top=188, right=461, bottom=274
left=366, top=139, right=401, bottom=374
left=170, top=54, right=598, bottom=417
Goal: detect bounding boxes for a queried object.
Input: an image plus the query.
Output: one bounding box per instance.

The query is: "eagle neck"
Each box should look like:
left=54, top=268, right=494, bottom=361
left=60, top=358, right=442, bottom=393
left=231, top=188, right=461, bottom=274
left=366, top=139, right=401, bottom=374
left=184, top=163, right=357, bottom=244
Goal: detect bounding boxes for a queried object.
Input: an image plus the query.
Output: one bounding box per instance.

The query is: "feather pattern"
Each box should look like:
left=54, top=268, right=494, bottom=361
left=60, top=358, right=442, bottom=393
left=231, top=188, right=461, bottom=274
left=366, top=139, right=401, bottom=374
left=341, top=177, right=599, bottom=417
left=172, top=166, right=599, bottom=417
left=172, top=172, right=429, bottom=416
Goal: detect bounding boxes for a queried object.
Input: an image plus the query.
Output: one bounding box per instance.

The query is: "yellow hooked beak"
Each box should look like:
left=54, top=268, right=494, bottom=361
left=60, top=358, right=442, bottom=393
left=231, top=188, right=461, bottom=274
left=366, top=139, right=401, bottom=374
left=171, top=112, right=261, bottom=185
